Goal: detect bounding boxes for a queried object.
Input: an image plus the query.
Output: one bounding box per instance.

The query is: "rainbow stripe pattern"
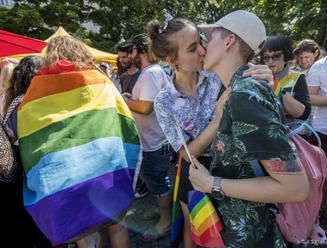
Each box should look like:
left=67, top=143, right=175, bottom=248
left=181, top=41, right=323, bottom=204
left=18, top=60, right=142, bottom=245
left=170, top=156, right=184, bottom=248
left=188, top=190, right=225, bottom=247
left=273, top=71, right=303, bottom=100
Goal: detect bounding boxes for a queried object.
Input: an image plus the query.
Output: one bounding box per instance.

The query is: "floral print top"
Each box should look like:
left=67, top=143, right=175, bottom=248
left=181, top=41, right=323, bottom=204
left=211, top=65, right=297, bottom=248
left=154, top=71, right=222, bottom=155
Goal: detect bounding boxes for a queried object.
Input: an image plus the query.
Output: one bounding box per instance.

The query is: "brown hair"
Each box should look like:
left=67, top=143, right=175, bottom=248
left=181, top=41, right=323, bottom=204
left=220, top=28, right=254, bottom=63
left=4, top=56, right=44, bottom=111
left=147, top=18, right=195, bottom=62
left=294, top=39, right=320, bottom=61
left=45, top=36, right=94, bottom=70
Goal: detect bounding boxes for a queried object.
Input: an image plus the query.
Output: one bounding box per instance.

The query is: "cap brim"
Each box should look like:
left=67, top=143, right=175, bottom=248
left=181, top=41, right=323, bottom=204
left=198, top=23, right=222, bottom=41
left=121, top=41, right=133, bottom=48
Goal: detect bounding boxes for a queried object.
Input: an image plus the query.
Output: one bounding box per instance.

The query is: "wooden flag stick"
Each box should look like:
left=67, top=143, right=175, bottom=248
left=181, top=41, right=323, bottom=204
left=173, top=115, right=197, bottom=169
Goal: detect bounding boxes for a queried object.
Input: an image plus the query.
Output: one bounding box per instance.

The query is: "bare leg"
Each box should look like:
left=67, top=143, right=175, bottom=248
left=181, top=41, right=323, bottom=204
left=155, top=192, right=172, bottom=233
left=76, top=239, right=88, bottom=248
left=98, top=230, right=105, bottom=248
left=180, top=201, right=197, bottom=248
left=107, top=224, right=130, bottom=248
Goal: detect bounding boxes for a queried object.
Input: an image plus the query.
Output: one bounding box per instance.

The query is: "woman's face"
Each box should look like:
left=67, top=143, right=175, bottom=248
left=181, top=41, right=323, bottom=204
left=174, top=25, right=206, bottom=73
left=263, top=50, right=286, bottom=74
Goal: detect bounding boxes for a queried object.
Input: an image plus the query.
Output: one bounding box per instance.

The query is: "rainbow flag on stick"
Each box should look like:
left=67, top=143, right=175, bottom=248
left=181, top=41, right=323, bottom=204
left=170, top=156, right=184, bottom=248
left=18, top=60, right=142, bottom=245
left=188, top=190, right=225, bottom=247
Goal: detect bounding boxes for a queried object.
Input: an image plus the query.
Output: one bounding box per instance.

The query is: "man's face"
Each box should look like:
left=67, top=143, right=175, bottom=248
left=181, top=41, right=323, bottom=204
left=203, top=28, right=225, bottom=72
left=118, top=51, right=132, bottom=69
left=128, top=45, right=142, bottom=69
left=298, top=51, right=318, bottom=70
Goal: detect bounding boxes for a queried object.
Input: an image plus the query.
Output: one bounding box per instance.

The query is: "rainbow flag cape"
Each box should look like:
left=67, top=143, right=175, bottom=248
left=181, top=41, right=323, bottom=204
left=18, top=60, right=142, bottom=245
left=188, top=190, right=225, bottom=247
left=170, top=156, right=184, bottom=248
left=273, top=71, right=303, bottom=100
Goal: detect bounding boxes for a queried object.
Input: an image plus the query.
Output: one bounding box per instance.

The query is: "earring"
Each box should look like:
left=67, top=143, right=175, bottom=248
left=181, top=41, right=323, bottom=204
left=175, top=65, right=179, bottom=71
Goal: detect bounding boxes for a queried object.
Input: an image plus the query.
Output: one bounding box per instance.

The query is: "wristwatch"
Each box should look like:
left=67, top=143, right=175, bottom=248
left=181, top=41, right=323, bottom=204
left=211, top=177, right=225, bottom=200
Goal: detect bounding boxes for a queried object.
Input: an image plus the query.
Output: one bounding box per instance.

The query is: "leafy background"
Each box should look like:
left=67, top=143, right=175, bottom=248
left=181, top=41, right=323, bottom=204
left=1, top=0, right=326, bottom=53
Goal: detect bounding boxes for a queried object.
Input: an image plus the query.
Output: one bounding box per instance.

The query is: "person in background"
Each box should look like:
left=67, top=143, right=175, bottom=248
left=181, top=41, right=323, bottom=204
left=308, top=55, right=327, bottom=155
left=18, top=36, right=139, bottom=248
left=293, top=39, right=320, bottom=74
left=99, top=62, right=120, bottom=91
left=261, top=35, right=311, bottom=123
left=116, top=41, right=141, bottom=94
left=2, top=55, right=52, bottom=248
left=293, top=39, right=320, bottom=139
left=319, top=46, right=326, bottom=60
left=0, top=59, right=17, bottom=116
left=116, top=41, right=149, bottom=199
left=122, top=33, right=171, bottom=240
left=190, top=10, right=309, bottom=248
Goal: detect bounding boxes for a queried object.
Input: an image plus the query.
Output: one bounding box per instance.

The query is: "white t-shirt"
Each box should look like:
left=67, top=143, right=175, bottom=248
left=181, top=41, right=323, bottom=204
left=132, top=64, right=168, bottom=151
left=308, top=56, right=327, bottom=135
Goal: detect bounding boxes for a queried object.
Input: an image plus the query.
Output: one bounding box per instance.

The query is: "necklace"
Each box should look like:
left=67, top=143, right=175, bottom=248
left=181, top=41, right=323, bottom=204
left=174, top=79, right=197, bottom=100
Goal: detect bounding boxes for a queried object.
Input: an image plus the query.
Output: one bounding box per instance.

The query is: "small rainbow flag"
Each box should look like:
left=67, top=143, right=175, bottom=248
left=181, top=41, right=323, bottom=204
left=188, top=190, right=225, bottom=247
left=18, top=60, right=142, bottom=245
left=170, top=156, right=184, bottom=248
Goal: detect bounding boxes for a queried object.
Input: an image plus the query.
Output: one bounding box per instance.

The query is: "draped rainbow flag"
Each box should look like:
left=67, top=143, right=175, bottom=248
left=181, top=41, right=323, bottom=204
left=18, top=60, right=142, bottom=245
left=273, top=71, right=303, bottom=100
left=171, top=156, right=184, bottom=248
left=188, top=190, right=225, bottom=247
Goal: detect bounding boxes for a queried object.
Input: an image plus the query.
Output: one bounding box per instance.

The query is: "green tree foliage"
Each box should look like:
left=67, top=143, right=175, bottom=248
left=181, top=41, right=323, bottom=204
left=0, top=0, right=326, bottom=52
left=256, top=0, right=327, bottom=47
left=0, top=0, right=89, bottom=39
left=87, top=0, right=222, bottom=43
left=0, top=4, right=51, bottom=39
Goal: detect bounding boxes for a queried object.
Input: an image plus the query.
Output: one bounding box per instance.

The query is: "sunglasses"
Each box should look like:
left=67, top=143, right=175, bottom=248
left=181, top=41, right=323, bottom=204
left=263, top=52, right=283, bottom=62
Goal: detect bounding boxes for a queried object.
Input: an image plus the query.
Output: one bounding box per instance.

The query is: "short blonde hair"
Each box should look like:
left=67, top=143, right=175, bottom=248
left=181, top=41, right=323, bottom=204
left=45, top=36, right=94, bottom=70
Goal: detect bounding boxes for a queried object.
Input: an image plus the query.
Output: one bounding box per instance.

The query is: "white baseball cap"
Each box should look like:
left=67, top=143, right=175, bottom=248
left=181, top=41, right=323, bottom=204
left=198, top=10, right=266, bottom=55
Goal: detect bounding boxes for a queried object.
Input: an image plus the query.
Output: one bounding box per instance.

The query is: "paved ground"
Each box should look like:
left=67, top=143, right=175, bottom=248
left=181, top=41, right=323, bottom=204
left=104, top=162, right=178, bottom=248
left=127, top=162, right=177, bottom=248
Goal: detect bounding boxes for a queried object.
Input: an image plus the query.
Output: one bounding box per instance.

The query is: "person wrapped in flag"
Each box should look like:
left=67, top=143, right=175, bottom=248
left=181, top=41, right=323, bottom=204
left=18, top=36, right=142, bottom=247
left=149, top=18, right=274, bottom=247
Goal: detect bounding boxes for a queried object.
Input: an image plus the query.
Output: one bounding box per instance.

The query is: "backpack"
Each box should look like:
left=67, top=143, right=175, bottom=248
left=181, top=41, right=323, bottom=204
left=250, top=120, right=327, bottom=244
left=0, top=95, right=24, bottom=184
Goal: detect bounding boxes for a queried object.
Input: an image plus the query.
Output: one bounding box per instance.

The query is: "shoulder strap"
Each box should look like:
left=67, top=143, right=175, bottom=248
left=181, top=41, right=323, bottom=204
left=2, top=95, right=24, bottom=125
left=250, top=160, right=279, bottom=213
left=287, top=120, right=321, bottom=148
left=249, top=160, right=265, bottom=177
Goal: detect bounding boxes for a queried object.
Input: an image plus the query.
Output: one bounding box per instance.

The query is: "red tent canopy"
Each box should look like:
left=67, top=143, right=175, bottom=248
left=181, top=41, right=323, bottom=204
left=0, top=30, right=47, bottom=57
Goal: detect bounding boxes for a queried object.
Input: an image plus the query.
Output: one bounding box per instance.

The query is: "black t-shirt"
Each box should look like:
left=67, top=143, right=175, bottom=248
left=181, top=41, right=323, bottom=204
left=291, top=74, right=311, bottom=120
left=119, top=70, right=141, bottom=94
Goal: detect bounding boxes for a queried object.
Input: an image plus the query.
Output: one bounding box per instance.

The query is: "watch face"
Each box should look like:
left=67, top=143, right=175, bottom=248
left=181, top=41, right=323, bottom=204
left=211, top=189, right=224, bottom=200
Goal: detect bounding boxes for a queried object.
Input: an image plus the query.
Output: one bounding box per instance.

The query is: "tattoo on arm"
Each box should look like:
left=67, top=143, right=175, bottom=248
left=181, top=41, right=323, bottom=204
left=261, top=159, right=304, bottom=173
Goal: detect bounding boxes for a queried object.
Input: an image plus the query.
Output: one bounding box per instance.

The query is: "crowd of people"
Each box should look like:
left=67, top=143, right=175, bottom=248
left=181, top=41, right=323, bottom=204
left=1, top=9, right=327, bottom=248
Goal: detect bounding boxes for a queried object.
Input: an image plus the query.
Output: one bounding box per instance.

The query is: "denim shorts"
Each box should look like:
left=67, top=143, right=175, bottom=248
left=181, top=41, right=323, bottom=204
left=140, top=146, right=171, bottom=197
